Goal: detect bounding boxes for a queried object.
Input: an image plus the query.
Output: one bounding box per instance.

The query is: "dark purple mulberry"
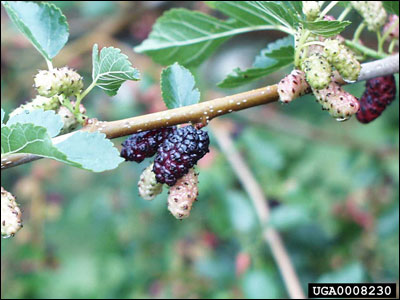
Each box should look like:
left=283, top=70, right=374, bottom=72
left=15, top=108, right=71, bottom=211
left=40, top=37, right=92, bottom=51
left=121, top=127, right=176, bottom=162
left=153, top=126, right=209, bottom=186
left=356, top=75, right=397, bottom=124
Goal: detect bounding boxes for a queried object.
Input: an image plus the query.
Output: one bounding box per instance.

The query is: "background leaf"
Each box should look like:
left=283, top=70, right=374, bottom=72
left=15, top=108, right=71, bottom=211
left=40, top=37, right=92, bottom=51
left=160, top=63, right=200, bottom=109
left=92, top=44, right=140, bottom=96
left=2, top=1, right=69, bottom=60
left=383, top=1, right=399, bottom=16
left=6, top=109, right=63, bottom=138
left=1, top=108, right=4, bottom=125
left=218, top=36, right=294, bottom=88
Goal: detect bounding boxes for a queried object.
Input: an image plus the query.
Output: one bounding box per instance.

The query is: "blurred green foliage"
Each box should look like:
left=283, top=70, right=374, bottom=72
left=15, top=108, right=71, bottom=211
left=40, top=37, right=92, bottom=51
left=1, top=1, right=399, bottom=299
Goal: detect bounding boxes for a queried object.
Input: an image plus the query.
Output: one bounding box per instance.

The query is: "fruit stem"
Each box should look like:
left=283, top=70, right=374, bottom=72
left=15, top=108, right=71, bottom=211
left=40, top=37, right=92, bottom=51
left=344, top=40, right=387, bottom=59
left=46, top=59, right=53, bottom=71
left=319, top=1, right=339, bottom=19
left=75, top=80, right=97, bottom=114
left=388, top=40, right=396, bottom=54
left=352, top=22, right=366, bottom=43
left=337, top=5, right=352, bottom=21
left=379, top=18, right=399, bottom=53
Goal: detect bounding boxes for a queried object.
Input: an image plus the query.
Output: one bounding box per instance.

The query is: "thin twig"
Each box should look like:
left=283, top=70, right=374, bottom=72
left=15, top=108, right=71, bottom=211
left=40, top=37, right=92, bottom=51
left=1, top=55, right=399, bottom=170
left=211, top=120, right=305, bottom=299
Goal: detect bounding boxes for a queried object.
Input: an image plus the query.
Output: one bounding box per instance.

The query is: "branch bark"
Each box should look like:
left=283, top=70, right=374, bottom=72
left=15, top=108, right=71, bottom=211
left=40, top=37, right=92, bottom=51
left=211, top=120, right=305, bottom=299
left=1, top=55, right=399, bottom=170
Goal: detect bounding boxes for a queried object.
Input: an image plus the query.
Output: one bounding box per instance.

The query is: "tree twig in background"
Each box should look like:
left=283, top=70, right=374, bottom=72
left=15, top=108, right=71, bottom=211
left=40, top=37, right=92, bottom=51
left=211, top=120, right=305, bottom=299
left=1, top=55, right=399, bottom=170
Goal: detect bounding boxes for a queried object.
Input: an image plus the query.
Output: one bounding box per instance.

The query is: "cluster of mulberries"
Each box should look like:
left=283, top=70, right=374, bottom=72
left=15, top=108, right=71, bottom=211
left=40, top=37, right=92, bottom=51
left=352, top=1, right=387, bottom=32
left=356, top=75, right=397, bottom=123
left=284, top=12, right=364, bottom=119
left=121, top=125, right=209, bottom=186
left=122, top=125, right=208, bottom=219
left=34, top=67, right=83, bottom=97
left=1, top=187, right=23, bottom=238
left=167, top=168, right=198, bottom=219
left=121, top=127, right=176, bottom=163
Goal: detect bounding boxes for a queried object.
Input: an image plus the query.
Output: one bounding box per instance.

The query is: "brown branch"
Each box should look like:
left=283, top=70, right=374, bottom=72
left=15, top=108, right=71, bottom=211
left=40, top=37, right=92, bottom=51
left=1, top=55, right=399, bottom=170
left=211, top=120, right=305, bottom=299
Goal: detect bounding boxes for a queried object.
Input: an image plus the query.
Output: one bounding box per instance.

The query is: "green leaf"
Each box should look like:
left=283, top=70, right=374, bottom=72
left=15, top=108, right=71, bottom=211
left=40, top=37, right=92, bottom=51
left=55, top=131, right=124, bottom=172
left=1, top=122, right=123, bottom=172
left=160, top=63, right=200, bottom=109
left=383, top=1, right=399, bottom=16
left=218, top=36, right=294, bottom=88
left=268, top=204, right=312, bottom=230
left=2, top=1, right=69, bottom=60
left=250, top=1, right=302, bottom=28
left=6, top=109, right=63, bottom=138
left=1, top=123, right=70, bottom=161
left=92, top=44, right=140, bottom=96
left=242, top=271, right=280, bottom=299
left=225, top=191, right=256, bottom=233
left=134, top=7, right=292, bottom=67
left=304, top=20, right=351, bottom=37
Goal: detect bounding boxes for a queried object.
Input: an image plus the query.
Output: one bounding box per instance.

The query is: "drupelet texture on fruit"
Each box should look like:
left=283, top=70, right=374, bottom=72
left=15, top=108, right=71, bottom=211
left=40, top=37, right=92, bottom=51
left=153, top=126, right=209, bottom=186
left=121, top=127, right=176, bottom=162
left=356, top=75, right=397, bottom=123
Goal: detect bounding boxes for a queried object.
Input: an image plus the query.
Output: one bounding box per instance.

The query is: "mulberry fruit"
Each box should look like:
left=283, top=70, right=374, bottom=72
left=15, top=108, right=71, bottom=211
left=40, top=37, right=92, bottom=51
left=121, top=127, right=176, bottom=163
left=324, top=39, right=361, bottom=82
left=278, top=70, right=310, bottom=103
left=9, top=95, right=62, bottom=118
left=352, top=1, right=387, bottom=32
left=356, top=75, right=397, bottom=123
left=383, top=15, right=399, bottom=40
left=153, top=125, right=209, bottom=186
left=167, top=168, right=198, bottom=219
left=138, top=163, right=163, bottom=200
left=34, top=67, right=83, bottom=97
left=1, top=187, right=23, bottom=238
left=301, top=53, right=332, bottom=89
left=302, top=1, right=320, bottom=21
left=313, top=80, right=360, bottom=120
left=57, top=102, right=87, bottom=134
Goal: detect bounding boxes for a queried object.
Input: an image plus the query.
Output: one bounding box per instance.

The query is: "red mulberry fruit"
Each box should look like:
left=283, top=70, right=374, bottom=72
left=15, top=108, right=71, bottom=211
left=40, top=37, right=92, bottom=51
left=153, top=125, right=209, bottom=186
left=121, top=127, right=176, bottom=162
left=356, top=75, right=397, bottom=123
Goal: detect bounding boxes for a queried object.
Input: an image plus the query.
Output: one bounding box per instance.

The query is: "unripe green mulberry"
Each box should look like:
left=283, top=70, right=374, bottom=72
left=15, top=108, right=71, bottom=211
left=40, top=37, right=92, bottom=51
left=324, top=39, right=361, bottom=82
left=301, top=53, right=332, bottom=89
left=138, top=163, right=163, bottom=201
left=9, top=95, right=62, bottom=118
left=352, top=1, right=387, bottom=32
left=57, top=101, right=87, bottom=134
left=312, top=81, right=360, bottom=120
left=34, top=67, right=83, bottom=97
left=167, top=168, right=198, bottom=219
left=1, top=187, right=23, bottom=238
left=302, top=1, right=320, bottom=21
